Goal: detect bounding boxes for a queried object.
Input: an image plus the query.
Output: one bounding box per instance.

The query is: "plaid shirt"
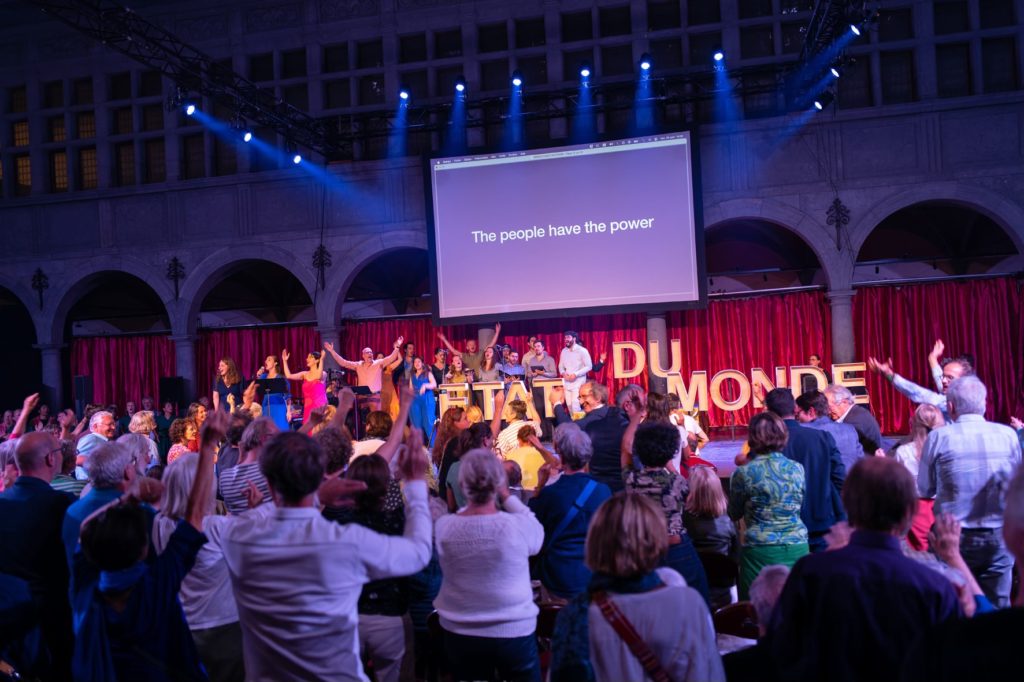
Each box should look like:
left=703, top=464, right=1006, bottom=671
left=918, top=414, right=1022, bottom=528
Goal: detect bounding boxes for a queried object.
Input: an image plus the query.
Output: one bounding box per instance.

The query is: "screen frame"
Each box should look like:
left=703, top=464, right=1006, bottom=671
left=423, top=126, right=707, bottom=325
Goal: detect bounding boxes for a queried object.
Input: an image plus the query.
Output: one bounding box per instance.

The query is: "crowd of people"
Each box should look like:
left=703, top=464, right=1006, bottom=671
left=1, top=334, right=1023, bottom=682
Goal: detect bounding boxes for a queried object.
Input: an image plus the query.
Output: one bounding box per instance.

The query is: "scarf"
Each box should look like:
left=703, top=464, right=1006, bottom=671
left=549, top=571, right=664, bottom=682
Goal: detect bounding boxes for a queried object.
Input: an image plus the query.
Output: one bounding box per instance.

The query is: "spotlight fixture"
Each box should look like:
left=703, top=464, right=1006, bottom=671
left=639, top=53, right=652, bottom=72
left=399, top=87, right=410, bottom=101
left=292, top=153, right=302, bottom=164
left=184, top=102, right=196, bottom=116
left=243, top=131, right=253, bottom=143
left=850, top=24, right=862, bottom=36
left=713, top=50, right=725, bottom=63
left=830, top=66, right=842, bottom=78
left=511, top=70, right=523, bottom=87
left=813, top=91, right=835, bottom=111
left=454, top=76, right=466, bottom=93
left=580, top=63, right=591, bottom=79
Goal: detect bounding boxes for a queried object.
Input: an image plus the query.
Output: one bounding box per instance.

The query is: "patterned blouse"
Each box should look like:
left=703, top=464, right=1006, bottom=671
left=728, top=451, right=808, bottom=546
left=624, top=468, right=689, bottom=537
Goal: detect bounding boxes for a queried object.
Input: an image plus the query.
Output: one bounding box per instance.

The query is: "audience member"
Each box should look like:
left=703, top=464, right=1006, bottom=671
left=218, top=417, right=277, bottom=515
left=443, top=422, right=495, bottom=511
left=918, top=375, right=1022, bottom=607
left=153, top=452, right=245, bottom=682
left=51, top=439, right=87, bottom=497
left=769, top=457, right=960, bottom=682
left=684, top=465, right=739, bottom=608
left=823, top=384, right=883, bottom=455
left=721, top=565, right=791, bottom=680
left=552, top=382, right=629, bottom=492
left=868, top=339, right=971, bottom=420
left=216, top=410, right=253, bottom=473
left=529, top=423, right=612, bottom=601
left=504, top=424, right=551, bottom=490
left=166, top=417, right=197, bottom=464
left=892, top=403, right=946, bottom=551
left=728, top=412, right=809, bottom=598
left=622, top=416, right=711, bottom=605
left=434, top=448, right=545, bottom=681
left=352, top=410, right=392, bottom=460
left=75, top=410, right=116, bottom=473
left=550, top=494, right=724, bottom=682
left=0, top=432, right=76, bottom=680
left=495, top=397, right=541, bottom=456
left=795, top=389, right=864, bottom=472
left=127, top=410, right=160, bottom=462
left=210, top=429, right=431, bottom=680
left=765, top=388, right=846, bottom=552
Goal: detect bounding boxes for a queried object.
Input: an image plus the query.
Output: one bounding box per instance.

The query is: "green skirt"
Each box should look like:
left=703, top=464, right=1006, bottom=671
left=738, top=543, right=809, bottom=600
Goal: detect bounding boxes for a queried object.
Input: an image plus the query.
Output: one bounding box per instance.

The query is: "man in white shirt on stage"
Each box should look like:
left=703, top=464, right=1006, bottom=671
left=558, top=331, right=593, bottom=413
left=323, top=337, right=403, bottom=408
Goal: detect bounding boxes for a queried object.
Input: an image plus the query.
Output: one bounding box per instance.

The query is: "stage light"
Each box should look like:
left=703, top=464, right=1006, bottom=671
left=850, top=24, right=862, bottom=36
left=713, top=51, right=725, bottom=62
left=580, top=63, right=591, bottom=79
left=292, top=153, right=302, bottom=164
left=639, top=53, right=652, bottom=72
left=813, top=92, right=835, bottom=111
left=184, top=102, right=196, bottom=116
left=455, top=76, right=466, bottom=93
left=830, top=66, right=843, bottom=78
left=511, top=70, right=523, bottom=87
left=242, top=131, right=252, bottom=142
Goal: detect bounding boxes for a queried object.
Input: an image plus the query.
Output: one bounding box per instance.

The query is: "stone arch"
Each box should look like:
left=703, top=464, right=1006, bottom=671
left=703, top=198, right=848, bottom=289
left=45, top=256, right=176, bottom=344
left=176, top=243, right=320, bottom=336
left=316, top=230, right=428, bottom=327
left=849, top=183, right=1024, bottom=257
left=0, top=272, right=44, bottom=342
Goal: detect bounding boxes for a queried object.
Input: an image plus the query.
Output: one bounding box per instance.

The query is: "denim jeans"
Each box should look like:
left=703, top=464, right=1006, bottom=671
left=663, top=536, right=712, bottom=607
left=442, top=629, right=540, bottom=682
left=960, top=528, right=1013, bottom=608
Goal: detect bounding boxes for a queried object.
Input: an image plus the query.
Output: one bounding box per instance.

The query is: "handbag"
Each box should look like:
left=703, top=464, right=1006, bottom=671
left=592, top=590, right=673, bottom=682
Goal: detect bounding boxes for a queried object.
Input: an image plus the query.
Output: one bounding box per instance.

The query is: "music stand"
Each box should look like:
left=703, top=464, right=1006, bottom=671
left=348, top=385, right=373, bottom=439
left=257, top=378, right=289, bottom=395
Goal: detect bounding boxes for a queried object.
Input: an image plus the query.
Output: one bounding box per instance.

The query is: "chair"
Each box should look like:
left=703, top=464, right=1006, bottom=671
left=713, top=601, right=759, bottom=640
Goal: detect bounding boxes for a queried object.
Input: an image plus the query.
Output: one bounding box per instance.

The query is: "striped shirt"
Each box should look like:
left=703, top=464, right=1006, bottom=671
left=918, top=414, right=1022, bottom=528
left=219, top=462, right=272, bottom=515
left=51, top=474, right=87, bottom=497
left=496, top=420, right=541, bottom=456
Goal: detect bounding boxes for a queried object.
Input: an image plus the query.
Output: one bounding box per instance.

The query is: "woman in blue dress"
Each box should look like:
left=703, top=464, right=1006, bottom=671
left=409, top=356, right=438, bottom=445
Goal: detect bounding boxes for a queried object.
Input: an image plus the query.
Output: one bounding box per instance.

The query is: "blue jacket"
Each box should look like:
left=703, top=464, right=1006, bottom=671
left=782, top=419, right=846, bottom=534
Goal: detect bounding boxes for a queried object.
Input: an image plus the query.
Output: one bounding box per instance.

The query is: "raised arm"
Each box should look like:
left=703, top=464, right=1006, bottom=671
left=491, top=390, right=506, bottom=442
left=436, top=332, right=461, bottom=357
left=323, top=342, right=359, bottom=370
left=482, top=323, right=502, bottom=349
left=527, top=433, right=559, bottom=467
left=523, top=391, right=542, bottom=423
left=620, top=398, right=644, bottom=471
left=188, top=409, right=227, bottom=530
left=928, top=339, right=945, bottom=392
left=330, top=387, right=356, bottom=439
left=280, top=349, right=305, bottom=381
left=10, top=393, right=39, bottom=439
left=380, top=337, right=403, bottom=366
left=376, top=384, right=415, bottom=464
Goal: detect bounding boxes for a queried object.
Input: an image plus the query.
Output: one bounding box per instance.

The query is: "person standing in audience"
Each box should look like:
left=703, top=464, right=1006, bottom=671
left=153, top=452, right=246, bottom=682
left=155, top=401, right=175, bottom=459
left=891, top=403, right=946, bottom=551
left=116, top=401, right=136, bottom=437
left=530, top=423, right=612, bottom=601
left=550, top=494, right=724, bottom=682
left=795, top=390, right=864, bottom=473
left=218, top=417, right=277, bottom=515
left=496, top=397, right=542, bottom=456
left=211, top=427, right=431, bottom=681
left=824, top=384, right=883, bottom=455
left=558, top=331, right=593, bottom=414
left=0, top=432, right=77, bottom=680
left=765, top=388, right=846, bottom=553
left=434, top=448, right=545, bottom=681
left=770, top=457, right=960, bottom=682
left=552, top=382, right=629, bottom=493
left=728, top=412, right=809, bottom=599
left=683, top=466, right=739, bottom=558
left=166, top=417, right=197, bottom=464
left=918, top=375, right=1021, bottom=607
left=503, top=425, right=555, bottom=491
left=52, top=440, right=87, bottom=497
left=437, top=323, right=502, bottom=374
left=622, top=415, right=711, bottom=605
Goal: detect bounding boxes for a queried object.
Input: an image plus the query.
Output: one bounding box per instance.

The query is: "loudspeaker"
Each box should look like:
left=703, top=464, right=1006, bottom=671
left=159, top=376, right=187, bottom=414
left=73, top=375, right=93, bottom=418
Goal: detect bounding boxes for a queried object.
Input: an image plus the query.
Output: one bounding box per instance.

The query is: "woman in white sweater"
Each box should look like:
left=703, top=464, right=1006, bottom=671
left=433, top=448, right=545, bottom=681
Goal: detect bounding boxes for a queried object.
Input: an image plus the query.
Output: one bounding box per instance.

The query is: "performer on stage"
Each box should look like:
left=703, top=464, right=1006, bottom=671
left=255, top=355, right=282, bottom=379
left=322, top=338, right=403, bottom=408
left=430, top=347, right=448, bottom=387
left=476, top=346, right=502, bottom=382
left=282, top=348, right=326, bottom=424
left=408, top=356, right=438, bottom=443
left=212, top=357, right=245, bottom=412
left=524, top=340, right=557, bottom=384
left=445, top=353, right=470, bottom=384
left=437, top=323, right=501, bottom=374
left=558, top=331, right=593, bottom=413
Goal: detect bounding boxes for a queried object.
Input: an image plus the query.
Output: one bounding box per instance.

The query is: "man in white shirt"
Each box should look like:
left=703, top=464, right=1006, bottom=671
left=558, top=331, right=593, bottom=413
left=323, top=337, right=403, bottom=408
left=210, top=428, right=433, bottom=681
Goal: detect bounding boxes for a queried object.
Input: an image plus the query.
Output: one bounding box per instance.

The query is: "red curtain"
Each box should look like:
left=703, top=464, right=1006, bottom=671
left=853, top=277, right=1024, bottom=432
left=194, top=326, right=323, bottom=400
left=69, top=335, right=176, bottom=407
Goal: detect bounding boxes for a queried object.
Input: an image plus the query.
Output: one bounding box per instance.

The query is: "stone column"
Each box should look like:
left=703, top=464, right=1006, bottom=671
left=170, top=334, right=196, bottom=402
left=828, top=289, right=856, bottom=364
left=646, top=313, right=668, bottom=394
left=35, top=343, right=64, bottom=409
left=317, top=325, right=341, bottom=369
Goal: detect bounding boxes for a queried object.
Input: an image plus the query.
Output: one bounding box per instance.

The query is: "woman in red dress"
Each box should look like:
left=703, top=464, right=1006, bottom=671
left=282, top=348, right=327, bottom=425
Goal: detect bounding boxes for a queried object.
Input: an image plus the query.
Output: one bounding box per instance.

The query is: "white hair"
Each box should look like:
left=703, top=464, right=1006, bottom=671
left=85, top=442, right=133, bottom=488
left=89, top=410, right=113, bottom=431
left=458, top=448, right=506, bottom=505
left=824, top=384, right=854, bottom=405
left=553, top=423, right=593, bottom=471
left=946, top=375, right=987, bottom=416
left=159, top=453, right=215, bottom=520
left=116, top=433, right=151, bottom=474
left=749, top=564, right=791, bottom=629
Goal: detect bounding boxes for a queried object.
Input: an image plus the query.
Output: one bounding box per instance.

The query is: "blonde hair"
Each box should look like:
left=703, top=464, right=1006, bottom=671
left=465, top=405, right=483, bottom=424
left=586, top=493, right=667, bottom=577
left=128, top=410, right=157, bottom=435
left=909, top=403, right=945, bottom=458
left=684, top=466, right=728, bottom=517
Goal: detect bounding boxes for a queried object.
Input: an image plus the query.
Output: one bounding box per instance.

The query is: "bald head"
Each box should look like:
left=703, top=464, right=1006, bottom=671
left=14, top=432, right=62, bottom=482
